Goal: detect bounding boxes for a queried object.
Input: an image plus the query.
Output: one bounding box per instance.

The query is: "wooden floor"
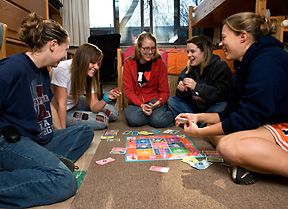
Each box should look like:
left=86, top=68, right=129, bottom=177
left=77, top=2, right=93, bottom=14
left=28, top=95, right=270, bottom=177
left=29, top=130, right=103, bottom=209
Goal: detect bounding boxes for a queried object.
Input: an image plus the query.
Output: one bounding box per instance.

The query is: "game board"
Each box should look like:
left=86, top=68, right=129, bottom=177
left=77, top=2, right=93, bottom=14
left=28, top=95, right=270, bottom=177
left=125, top=135, right=204, bottom=162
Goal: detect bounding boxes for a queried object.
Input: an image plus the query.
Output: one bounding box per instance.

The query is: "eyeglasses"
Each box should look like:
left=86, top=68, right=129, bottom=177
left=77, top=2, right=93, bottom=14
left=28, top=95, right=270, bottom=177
left=141, top=46, right=156, bottom=52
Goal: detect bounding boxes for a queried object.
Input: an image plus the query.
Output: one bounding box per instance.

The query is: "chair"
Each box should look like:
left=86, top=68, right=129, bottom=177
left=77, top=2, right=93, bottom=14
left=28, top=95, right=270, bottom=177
left=0, top=23, right=7, bottom=60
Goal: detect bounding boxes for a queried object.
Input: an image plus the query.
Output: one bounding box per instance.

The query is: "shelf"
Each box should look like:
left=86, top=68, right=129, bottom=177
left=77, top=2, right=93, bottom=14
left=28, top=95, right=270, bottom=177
left=49, top=3, right=62, bottom=25
left=192, top=0, right=288, bottom=28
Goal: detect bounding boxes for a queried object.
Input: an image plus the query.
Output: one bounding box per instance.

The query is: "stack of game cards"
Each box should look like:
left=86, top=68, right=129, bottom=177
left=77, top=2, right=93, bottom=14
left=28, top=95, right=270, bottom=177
left=202, top=150, right=224, bottom=162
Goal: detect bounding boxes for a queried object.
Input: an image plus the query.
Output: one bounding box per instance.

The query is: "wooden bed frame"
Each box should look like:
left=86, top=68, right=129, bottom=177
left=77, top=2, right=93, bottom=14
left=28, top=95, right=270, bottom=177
left=189, top=0, right=287, bottom=42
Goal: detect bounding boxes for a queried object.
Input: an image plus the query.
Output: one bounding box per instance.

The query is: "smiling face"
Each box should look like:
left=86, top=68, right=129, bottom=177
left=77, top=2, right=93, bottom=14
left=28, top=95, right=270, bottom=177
left=139, top=38, right=156, bottom=64
left=50, top=38, right=70, bottom=67
left=219, top=24, right=245, bottom=62
left=87, top=60, right=101, bottom=77
left=187, top=43, right=204, bottom=67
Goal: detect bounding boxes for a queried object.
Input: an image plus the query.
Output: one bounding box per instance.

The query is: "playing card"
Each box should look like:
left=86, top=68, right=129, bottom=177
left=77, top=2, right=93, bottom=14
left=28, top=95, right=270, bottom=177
left=122, top=130, right=131, bottom=135
left=190, top=160, right=212, bottom=170
left=96, top=157, right=115, bottom=165
left=151, top=129, right=161, bottom=133
left=132, top=131, right=139, bottom=135
left=176, top=117, right=188, bottom=124
left=163, top=129, right=173, bottom=133
left=112, top=147, right=126, bottom=151
left=101, top=135, right=114, bottom=140
left=107, top=138, right=120, bottom=142
left=206, top=157, right=224, bottom=162
left=110, top=150, right=126, bottom=154
left=149, top=166, right=169, bottom=173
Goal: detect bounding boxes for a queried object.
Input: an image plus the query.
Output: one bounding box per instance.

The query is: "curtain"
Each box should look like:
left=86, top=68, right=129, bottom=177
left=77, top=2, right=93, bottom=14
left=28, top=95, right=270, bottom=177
left=60, top=0, right=90, bottom=46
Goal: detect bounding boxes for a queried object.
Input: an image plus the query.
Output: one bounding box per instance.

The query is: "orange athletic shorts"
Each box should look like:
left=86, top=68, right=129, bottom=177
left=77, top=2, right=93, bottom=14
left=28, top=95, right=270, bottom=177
left=264, top=123, right=288, bottom=152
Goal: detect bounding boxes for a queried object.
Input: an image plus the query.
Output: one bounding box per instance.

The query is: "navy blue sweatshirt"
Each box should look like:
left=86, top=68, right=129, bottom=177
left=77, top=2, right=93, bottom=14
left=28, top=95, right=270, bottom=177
left=0, top=53, right=54, bottom=144
left=219, top=35, right=288, bottom=134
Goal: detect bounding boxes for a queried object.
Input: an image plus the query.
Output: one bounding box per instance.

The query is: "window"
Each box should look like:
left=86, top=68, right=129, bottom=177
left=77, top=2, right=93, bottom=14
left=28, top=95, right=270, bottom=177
left=89, top=0, right=202, bottom=44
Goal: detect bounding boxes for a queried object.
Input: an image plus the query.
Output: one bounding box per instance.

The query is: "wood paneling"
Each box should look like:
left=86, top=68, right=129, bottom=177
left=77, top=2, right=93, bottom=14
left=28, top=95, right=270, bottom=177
left=0, top=0, right=48, bottom=56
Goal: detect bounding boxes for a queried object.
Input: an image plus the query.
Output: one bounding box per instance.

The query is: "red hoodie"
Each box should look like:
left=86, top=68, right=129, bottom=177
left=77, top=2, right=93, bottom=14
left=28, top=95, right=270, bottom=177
left=123, top=58, right=170, bottom=107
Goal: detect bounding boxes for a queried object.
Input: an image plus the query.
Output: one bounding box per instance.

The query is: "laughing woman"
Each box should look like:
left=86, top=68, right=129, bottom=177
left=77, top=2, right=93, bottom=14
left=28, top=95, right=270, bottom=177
left=176, top=12, right=288, bottom=185
left=123, top=32, right=174, bottom=128
left=167, top=36, right=232, bottom=128
left=50, top=43, right=121, bottom=130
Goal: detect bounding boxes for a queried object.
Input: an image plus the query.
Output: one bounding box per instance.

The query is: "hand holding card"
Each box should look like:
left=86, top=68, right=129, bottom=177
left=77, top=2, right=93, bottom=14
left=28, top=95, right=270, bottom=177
left=176, top=117, right=188, bottom=124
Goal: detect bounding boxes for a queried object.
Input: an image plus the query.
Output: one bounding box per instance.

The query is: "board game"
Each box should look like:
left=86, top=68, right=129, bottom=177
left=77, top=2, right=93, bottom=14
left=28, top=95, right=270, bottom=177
left=125, top=135, right=204, bottom=162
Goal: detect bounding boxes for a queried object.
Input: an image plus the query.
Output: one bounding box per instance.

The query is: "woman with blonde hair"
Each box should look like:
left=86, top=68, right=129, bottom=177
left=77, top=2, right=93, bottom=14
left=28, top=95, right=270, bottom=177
left=0, top=13, right=94, bottom=208
left=123, top=32, right=174, bottom=127
left=168, top=35, right=232, bottom=127
left=176, top=12, right=288, bottom=185
left=51, top=43, right=121, bottom=130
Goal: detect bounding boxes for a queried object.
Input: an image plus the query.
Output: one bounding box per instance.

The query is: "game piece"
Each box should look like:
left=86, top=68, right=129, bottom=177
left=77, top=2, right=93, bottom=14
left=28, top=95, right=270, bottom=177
left=149, top=166, right=169, bottom=173
left=125, top=135, right=204, bottom=162
left=96, top=157, right=115, bottom=165
left=107, top=138, right=120, bottom=142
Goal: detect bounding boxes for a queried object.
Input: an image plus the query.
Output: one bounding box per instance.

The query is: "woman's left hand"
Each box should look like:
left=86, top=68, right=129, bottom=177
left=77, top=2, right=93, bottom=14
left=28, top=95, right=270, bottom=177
left=107, top=88, right=122, bottom=100
left=183, top=78, right=197, bottom=90
left=148, top=98, right=162, bottom=110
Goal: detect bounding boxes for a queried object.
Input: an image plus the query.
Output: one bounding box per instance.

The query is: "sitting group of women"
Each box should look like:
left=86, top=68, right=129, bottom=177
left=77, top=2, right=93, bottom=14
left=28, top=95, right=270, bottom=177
left=0, top=11, right=288, bottom=209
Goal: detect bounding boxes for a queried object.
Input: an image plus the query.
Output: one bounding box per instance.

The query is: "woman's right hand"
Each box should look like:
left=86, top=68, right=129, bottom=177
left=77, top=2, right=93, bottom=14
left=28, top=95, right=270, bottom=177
left=177, top=80, right=187, bottom=92
left=141, top=103, right=152, bottom=116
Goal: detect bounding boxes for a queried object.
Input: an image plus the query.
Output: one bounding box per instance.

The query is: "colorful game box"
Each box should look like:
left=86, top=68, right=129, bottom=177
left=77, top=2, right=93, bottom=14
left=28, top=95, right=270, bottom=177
left=125, top=135, right=204, bottom=162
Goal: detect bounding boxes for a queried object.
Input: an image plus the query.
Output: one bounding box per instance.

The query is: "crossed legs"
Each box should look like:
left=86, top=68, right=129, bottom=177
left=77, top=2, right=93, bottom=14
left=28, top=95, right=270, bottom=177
left=210, top=126, right=288, bottom=177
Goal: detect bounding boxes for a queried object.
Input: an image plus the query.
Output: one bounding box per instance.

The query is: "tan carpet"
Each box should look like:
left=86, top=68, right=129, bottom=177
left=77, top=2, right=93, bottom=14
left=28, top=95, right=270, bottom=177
left=71, top=111, right=288, bottom=209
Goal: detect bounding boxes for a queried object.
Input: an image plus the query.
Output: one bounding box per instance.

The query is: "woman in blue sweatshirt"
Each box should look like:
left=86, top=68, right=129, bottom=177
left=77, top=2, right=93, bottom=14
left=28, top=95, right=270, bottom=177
left=176, top=12, right=288, bottom=185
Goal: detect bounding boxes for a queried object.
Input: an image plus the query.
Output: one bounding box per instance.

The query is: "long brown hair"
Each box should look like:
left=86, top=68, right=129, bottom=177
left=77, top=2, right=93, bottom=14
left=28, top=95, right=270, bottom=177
left=19, top=12, right=68, bottom=52
left=70, top=43, right=103, bottom=104
left=223, top=12, right=278, bottom=42
left=128, top=32, right=162, bottom=62
left=186, top=35, right=213, bottom=76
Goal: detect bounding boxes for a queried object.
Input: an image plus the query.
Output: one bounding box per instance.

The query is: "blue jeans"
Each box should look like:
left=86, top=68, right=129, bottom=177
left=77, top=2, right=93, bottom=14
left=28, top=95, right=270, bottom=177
left=0, top=124, right=94, bottom=208
left=66, top=96, right=119, bottom=130
left=167, top=96, right=227, bottom=127
left=125, top=98, right=174, bottom=128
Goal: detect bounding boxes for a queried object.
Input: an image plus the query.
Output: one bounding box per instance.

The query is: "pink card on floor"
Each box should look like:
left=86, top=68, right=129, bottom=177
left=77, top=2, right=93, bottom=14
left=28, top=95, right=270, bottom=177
left=96, top=157, right=115, bottom=165
left=149, top=166, right=169, bottom=173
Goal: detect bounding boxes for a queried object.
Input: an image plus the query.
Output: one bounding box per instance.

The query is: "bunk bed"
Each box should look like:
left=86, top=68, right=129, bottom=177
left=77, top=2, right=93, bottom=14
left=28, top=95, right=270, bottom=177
left=189, top=0, right=288, bottom=43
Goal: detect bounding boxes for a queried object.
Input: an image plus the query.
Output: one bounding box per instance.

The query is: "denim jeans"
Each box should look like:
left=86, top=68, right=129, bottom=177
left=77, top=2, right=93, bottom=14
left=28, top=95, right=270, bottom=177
left=168, top=96, right=227, bottom=127
left=0, top=124, right=94, bottom=208
left=66, top=96, right=119, bottom=130
left=125, top=98, right=174, bottom=128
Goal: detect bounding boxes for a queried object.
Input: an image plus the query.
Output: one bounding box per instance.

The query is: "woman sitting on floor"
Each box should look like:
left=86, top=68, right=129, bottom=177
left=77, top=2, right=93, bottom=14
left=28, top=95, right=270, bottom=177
left=50, top=43, right=121, bottom=130
left=123, top=32, right=174, bottom=128
left=176, top=12, right=288, bottom=185
left=168, top=35, right=232, bottom=127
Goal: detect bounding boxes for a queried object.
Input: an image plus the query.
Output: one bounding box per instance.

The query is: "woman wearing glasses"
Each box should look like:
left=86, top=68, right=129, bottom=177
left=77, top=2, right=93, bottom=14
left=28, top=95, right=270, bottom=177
left=168, top=36, right=232, bottom=128
left=123, top=32, right=174, bottom=127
